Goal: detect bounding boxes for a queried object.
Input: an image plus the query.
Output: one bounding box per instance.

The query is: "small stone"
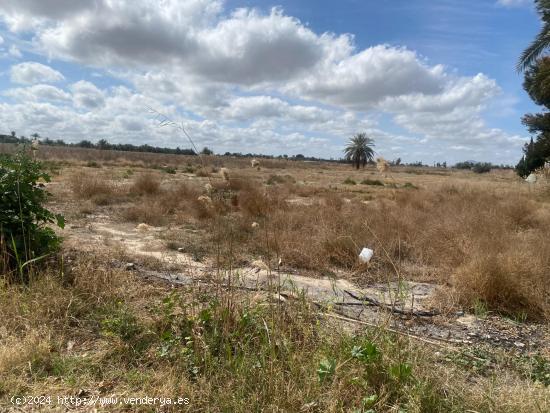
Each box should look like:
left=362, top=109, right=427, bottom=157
left=125, top=263, right=136, bottom=271
left=177, top=247, right=184, bottom=252
left=514, top=341, right=525, bottom=349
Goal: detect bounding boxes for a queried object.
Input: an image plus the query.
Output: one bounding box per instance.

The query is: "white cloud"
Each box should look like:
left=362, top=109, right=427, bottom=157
left=69, top=80, right=105, bottom=109
left=4, top=84, right=71, bottom=102
left=0, top=0, right=96, bottom=31
left=8, top=45, right=22, bottom=58
left=0, top=35, right=4, bottom=45
left=0, top=0, right=528, bottom=164
left=496, top=0, right=531, bottom=8
left=286, top=45, right=446, bottom=109
left=35, top=4, right=334, bottom=86
left=380, top=74, right=500, bottom=113
left=221, top=96, right=334, bottom=124
left=10, top=62, right=64, bottom=84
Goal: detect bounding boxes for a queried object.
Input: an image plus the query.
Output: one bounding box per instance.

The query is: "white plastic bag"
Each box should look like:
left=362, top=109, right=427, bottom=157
left=359, top=247, right=374, bottom=263
left=525, top=173, right=537, bottom=183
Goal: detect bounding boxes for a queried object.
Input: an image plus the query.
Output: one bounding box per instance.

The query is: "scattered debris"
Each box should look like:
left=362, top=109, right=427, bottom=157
left=526, top=173, right=537, bottom=183
left=359, top=247, right=374, bottom=263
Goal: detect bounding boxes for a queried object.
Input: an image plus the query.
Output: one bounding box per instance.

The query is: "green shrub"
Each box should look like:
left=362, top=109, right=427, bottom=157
left=343, top=177, right=357, bottom=185
left=0, top=150, right=64, bottom=279
left=472, top=162, right=492, bottom=174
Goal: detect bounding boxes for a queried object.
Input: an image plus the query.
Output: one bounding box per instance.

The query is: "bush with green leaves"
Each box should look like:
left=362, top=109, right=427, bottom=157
left=472, top=162, right=492, bottom=174
left=0, top=149, right=64, bottom=279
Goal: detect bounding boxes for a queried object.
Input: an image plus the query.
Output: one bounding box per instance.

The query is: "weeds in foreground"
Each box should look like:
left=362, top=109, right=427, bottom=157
left=0, top=150, right=64, bottom=281
left=0, top=255, right=547, bottom=412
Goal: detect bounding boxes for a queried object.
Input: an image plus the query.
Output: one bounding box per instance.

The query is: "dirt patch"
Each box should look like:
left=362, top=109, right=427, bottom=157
left=62, top=217, right=549, bottom=354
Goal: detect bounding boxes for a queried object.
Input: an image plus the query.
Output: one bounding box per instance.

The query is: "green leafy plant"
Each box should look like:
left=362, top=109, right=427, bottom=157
left=0, top=149, right=64, bottom=280
left=352, top=342, right=380, bottom=364
left=390, top=362, right=412, bottom=382
left=317, top=358, right=336, bottom=383
left=472, top=162, right=492, bottom=174
left=529, top=355, right=550, bottom=386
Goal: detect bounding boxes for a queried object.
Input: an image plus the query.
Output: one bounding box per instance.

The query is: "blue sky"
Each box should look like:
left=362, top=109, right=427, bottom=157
left=0, top=0, right=542, bottom=164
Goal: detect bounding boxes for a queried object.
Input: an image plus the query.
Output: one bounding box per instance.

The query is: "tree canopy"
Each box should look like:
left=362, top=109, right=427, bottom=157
left=344, top=133, right=375, bottom=169
left=515, top=3, right=550, bottom=176
left=516, top=58, right=550, bottom=176
left=517, top=0, right=550, bottom=72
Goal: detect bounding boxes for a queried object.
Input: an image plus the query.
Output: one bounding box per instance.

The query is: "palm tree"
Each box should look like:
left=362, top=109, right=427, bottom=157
left=517, top=0, right=550, bottom=71
left=344, top=133, right=375, bottom=169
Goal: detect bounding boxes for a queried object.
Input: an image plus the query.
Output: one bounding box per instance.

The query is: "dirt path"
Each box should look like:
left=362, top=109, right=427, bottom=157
left=63, top=219, right=549, bottom=355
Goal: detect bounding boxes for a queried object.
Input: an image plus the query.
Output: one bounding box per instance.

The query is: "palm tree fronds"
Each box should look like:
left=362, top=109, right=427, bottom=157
left=343, top=133, right=375, bottom=169
left=517, top=1, right=550, bottom=71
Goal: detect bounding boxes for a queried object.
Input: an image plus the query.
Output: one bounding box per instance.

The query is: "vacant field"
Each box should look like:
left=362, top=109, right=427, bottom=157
left=1, top=145, right=549, bottom=412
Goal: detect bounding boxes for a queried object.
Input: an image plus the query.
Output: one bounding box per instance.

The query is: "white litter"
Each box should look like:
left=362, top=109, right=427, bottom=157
left=359, top=247, right=374, bottom=263
left=525, top=173, right=537, bottom=183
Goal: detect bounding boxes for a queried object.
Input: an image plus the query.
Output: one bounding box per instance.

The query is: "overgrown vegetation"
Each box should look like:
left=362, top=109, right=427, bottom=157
left=63, top=159, right=549, bottom=320
left=0, top=150, right=64, bottom=280
left=0, top=255, right=547, bottom=412
left=2, top=146, right=548, bottom=411
left=515, top=2, right=550, bottom=176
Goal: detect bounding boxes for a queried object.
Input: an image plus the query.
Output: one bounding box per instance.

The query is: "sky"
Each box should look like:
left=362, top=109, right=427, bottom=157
left=0, top=0, right=542, bottom=164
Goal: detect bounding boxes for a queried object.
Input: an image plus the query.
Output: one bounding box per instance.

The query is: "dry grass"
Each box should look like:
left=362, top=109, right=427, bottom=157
left=1, top=148, right=549, bottom=410
left=57, top=154, right=550, bottom=320
left=68, top=171, right=118, bottom=205
left=0, top=255, right=547, bottom=412
left=166, top=180, right=549, bottom=320
left=130, top=172, right=161, bottom=196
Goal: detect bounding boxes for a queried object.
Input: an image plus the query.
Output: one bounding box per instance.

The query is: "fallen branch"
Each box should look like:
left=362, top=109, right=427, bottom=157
left=344, top=289, right=439, bottom=317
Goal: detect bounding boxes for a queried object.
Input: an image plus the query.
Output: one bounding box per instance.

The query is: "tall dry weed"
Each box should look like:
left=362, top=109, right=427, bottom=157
left=130, top=172, right=161, bottom=196
left=68, top=171, right=118, bottom=205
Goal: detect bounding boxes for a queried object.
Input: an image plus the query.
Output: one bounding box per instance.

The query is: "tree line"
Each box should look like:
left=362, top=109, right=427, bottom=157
left=0, top=132, right=197, bottom=156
